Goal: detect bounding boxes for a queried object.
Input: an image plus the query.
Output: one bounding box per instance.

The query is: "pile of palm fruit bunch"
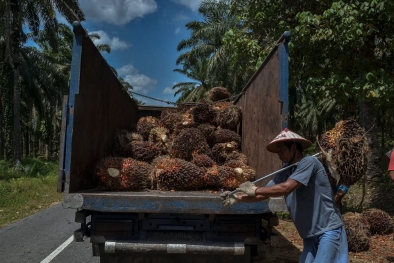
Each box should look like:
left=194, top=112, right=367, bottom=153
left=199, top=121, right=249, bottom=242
left=95, top=86, right=255, bottom=191
left=317, top=118, right=370, bottom=186
left=342, top=209, right=394, bottom=252
left=342, top=212, right=372, bottom=252
left=361, top=208, right=394, bottom=235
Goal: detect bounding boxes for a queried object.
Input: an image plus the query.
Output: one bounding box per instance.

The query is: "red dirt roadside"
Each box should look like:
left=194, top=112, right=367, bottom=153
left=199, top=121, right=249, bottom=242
left=252, top=219, right=394, bottom=263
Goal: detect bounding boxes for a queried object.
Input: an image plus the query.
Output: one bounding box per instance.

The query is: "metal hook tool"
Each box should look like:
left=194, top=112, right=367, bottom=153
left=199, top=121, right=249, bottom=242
left=226, top=152, right=322, bottom=195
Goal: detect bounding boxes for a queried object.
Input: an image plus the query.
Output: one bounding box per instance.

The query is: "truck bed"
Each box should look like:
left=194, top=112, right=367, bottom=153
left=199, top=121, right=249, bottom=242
left=64, top=189, right=287, bottom=214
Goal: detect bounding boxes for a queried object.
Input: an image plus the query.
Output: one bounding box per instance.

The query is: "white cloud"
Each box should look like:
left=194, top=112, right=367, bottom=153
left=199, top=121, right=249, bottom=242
left=175, top=27, right=181, bottom=34
left=117, top=64, right=139, bottom=76
left=172, top=0, right=202, bottom=11
left=162, top=87, right=175, bottom=95
left=174, top=13, right=190, bottom=21
left=90, top=30, right=130, bottom=50
left=118, top=63, right=157, bottom=94
left=80, top=0, right=158, bottom=25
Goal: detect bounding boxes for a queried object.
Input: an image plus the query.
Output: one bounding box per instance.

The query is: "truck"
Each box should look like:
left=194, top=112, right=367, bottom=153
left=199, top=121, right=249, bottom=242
left=57, top=21, right=291, bottom=263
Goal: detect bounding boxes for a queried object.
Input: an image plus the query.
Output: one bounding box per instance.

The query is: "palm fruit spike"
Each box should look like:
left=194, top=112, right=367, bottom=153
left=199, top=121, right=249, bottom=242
left=214, top=101, right=242, bottom=131
left=318, top=118, right=369, bottom=186
left=342, top=212, right=371, bottom=252
left=149, top=127, right=171, bottom=154
left=137, top=116, right=159, bottom=140
left=225, top=151, right=248, bottom=165
left=197, top=124, right=216, bottom=147
left=155, top=157, right=204, bottom=191
left=204, top=164, right=220, bottom=189
left=362, top=208, right=394, bottom=235
left=129, top=141, right=161, bottom=162
left=207, top=87, right=231, bottom=102
left=159, top=110, right=182, bottom=134
left=218, top=165, right=244, bottom=190
left=191, top=100, right=217, bottom=124
left=212, top=141, right=238, bottom=164
left=121, top=158, right=154, bottom=190
left=213, top=128, right=241, bottom=147
left=171, top=128, right=211, bottom=161
left=114, top=130, right=144, bottom=157
left=224, top=160, right=256, bottom=182
left=96, top=157, right=152, bottom=191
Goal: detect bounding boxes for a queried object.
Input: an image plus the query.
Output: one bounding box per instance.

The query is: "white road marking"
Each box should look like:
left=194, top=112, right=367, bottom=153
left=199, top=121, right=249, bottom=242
left=40, top=235, right=74, bottom=263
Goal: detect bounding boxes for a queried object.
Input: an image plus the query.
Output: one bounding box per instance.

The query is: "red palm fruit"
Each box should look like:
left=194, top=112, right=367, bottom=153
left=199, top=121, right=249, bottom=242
left=214, top=101, right=242, bottom=131
left=213, top=129, right=241, bottom=147
left=129, top=141, right=161, bottom=162
left=191, top=100, right=217, bottom=124
left=212, top=141, right=238, bottom=164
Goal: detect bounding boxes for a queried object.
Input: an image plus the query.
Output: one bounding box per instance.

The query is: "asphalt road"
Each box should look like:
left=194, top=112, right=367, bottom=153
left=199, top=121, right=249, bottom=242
left=0, top=204, right=99, bottom=263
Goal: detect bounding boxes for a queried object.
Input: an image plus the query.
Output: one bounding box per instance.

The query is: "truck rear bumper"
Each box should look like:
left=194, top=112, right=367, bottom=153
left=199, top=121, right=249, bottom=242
left=104, top=241, right=245, bottom=255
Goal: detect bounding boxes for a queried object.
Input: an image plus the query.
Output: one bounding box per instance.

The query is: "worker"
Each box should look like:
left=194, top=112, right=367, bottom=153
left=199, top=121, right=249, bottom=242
left=383, top=148, right=394, bottom=182
left=221, top=128, right=348, bottom=263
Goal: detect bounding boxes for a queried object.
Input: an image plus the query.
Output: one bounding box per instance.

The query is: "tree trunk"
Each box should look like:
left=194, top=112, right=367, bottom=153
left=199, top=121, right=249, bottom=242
left=11, top=0, right=22, bottom=168
left=360, top=100, right=381, bottom=179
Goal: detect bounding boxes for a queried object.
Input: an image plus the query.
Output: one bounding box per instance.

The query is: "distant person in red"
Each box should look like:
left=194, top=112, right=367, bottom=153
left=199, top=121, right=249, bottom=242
left=385, top=149, right=394, bottom=182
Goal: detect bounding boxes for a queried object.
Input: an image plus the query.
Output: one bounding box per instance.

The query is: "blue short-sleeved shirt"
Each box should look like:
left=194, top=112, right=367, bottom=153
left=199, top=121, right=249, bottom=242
left=266, top=156, right=343, bottom=239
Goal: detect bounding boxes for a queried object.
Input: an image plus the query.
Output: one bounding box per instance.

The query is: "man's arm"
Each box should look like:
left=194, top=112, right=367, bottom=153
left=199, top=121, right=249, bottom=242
left=254, top=178, right=302, bottom=197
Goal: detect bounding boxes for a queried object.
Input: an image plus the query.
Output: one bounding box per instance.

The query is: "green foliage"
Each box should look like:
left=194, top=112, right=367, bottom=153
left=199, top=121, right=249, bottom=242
left=0, top=158, right=62, bottom=227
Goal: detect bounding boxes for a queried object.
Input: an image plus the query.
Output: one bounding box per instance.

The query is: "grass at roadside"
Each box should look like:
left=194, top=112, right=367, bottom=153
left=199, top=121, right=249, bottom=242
left=0, top=158, right=63, bottom=228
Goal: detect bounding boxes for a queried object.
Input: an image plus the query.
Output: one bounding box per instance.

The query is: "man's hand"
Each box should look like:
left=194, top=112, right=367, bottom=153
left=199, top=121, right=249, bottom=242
left=220, top=191, right=238, bottom=206
left=236, top=181, right=257, bottom=196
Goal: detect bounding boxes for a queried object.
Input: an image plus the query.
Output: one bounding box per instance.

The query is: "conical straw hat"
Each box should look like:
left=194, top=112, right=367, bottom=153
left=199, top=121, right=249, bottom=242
left=266, top=128, right=312, bottom=153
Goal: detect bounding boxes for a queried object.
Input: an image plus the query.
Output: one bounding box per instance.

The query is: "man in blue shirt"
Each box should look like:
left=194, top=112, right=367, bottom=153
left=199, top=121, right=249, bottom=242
left=221, top=128, right=348, bottom=263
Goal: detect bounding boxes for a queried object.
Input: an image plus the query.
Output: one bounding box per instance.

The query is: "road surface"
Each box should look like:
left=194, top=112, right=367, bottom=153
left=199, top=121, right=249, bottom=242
left=0, top=203, right=99, bottom=263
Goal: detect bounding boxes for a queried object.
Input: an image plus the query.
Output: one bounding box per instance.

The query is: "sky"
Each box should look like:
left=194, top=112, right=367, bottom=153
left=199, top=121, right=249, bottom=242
left=60, top=0, right=205, bottom=106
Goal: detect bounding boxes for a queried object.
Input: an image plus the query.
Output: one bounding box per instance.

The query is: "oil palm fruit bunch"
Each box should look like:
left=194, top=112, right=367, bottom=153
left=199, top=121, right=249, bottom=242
left=137, top=116, right=159, bottom=140
left=159, top=109, right=182, bottom=134
left=154, top=157, right=204, bottom=191
left=224, top=160, right=256, bottom=183
left=113, top=129, right=143, bottom=156
left=224, top=151, right=248, bottom=166
left=212, top=141, right=238, bottom=164
left=191, top=100, right=217, bottom=125
left=203, top=164, right=220, bottom=189
left=129, top=141, right=161, bottom=162
left=197, top=124, right=216, bottom=147
left=171, top=128, right=211, bottom=161
left=149, top=127, right=171, bottom=154
left=362, top=208, right=394, bottom=235
left=192, top=154, right=216, bottom=169
left=213, top=129, right=241, bottom=147
left=214, top=101, right=242, bottom=131
left=218, top=165, right=245, bottom=190
left=342, top=212, right=371, bottom=252
left=207, top=87, right=231, bottom=102
left=96, top=157, right=153, bottom=191
left=318, top=118, right=369, bottom=186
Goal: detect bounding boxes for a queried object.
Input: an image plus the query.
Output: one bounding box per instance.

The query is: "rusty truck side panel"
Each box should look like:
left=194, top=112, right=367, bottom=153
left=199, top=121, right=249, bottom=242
left=63, top=23, right=139, bottom=194
left=234, top=33, right=290, bottom=186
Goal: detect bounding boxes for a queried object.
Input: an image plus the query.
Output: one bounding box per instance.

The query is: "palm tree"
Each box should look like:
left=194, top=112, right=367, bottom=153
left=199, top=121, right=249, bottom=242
left=173, top=57, right=210, bottom=103
left=1, top=0, right=84, bottom=167
left=175, top=0, right=237, bottom=97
